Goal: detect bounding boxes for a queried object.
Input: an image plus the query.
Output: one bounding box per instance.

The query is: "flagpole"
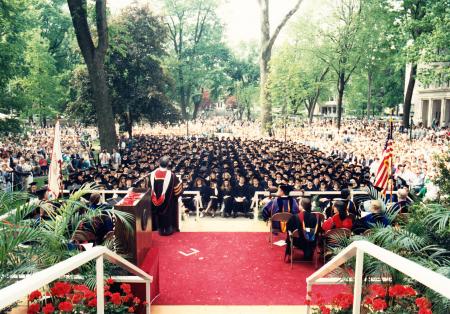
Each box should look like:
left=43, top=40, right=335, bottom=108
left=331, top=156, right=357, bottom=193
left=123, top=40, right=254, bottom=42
left=390, top=110, right=394, bottom=203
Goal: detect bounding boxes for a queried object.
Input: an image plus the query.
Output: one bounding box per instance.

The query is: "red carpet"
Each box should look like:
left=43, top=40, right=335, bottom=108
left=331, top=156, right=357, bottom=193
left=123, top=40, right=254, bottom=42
left=147, top=232, right=343, bottom=305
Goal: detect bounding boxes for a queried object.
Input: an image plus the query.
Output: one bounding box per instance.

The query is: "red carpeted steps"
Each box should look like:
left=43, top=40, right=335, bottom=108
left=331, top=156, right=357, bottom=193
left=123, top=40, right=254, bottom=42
left=140, top=232, right=340, bottom=306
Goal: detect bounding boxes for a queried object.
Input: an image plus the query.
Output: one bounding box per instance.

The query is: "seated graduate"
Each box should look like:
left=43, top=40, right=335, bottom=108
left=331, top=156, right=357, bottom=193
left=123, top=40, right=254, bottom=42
left=220, top=179, right=233, bottom=217
left=181, top=178, right=196, bottom=214
left=390, top=188, right=411, bottom=213
left=322, top=200, right=354, bottom=232
left=201, top=180, right=219, bottom=217
left=192, top=177, right=209, bottom=213
left=262, top=184, right=299, bottom=232
left=353, top=199, right=389, bottom=234
left=341, top=188, right=359, bottom=217
left=285, top=197, right=318, bottom=261
left=231, top=175, right=252, bottom=218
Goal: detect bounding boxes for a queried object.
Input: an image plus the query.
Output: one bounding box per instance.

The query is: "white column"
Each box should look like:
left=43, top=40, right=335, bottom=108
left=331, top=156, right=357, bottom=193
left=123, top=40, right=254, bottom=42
left=427, top=98, right=433, bottom=127
left=96, top=256, right=105, bottom=314
left=441, top=98, right=446, bottom=126
left=352, top=249, right=364, bottom=314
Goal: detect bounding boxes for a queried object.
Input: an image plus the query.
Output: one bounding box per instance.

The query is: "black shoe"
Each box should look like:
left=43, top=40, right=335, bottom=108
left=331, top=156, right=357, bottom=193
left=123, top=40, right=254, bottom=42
left=224, top=213, right=230, bottom=218
left=233, top=212, right=237, bottom=218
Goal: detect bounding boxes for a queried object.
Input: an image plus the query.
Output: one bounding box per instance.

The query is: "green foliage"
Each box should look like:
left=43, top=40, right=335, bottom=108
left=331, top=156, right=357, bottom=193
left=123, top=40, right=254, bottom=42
left=0, top=118, right=22, bottom=135
left=65, top=66, right=96, bottom=125
left=12, top=31, right=65, bottom=122
left=387, top=0, right=450, bottom=84
left=163, top=0, right=237, bottom=117
left=108, top=4, right=180, bottom=130
left=269, top=36, right=331, bottom=120
left=0, top=185, right=134, bottom=289
left=330, top=153, right=450, bottom=311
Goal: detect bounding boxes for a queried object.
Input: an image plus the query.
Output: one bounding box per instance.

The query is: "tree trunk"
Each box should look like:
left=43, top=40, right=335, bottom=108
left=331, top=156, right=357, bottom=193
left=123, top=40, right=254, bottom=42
left=258, top=0, right=303, bottom=134
left=403, top=63, right=417, bottom=128
left=246, top=103, right=251, bottom=120
left=67, top=0, right=117, bottom=152
left=259, top=0, right=272, bottom=133
left=127, top=116, right=133, bottom=139
left=89, top=61, right=117, bottom=151
left=337, top=72, right=345, bottom=130
left=192, top=101, right=201, bottom=120
left=308, top=104, right=314, bottom=124
left=260, top=54, right=272, bottom=132
left=179, top=66, right=187, bottom=118
left=367, top=70, right=372, bottom=118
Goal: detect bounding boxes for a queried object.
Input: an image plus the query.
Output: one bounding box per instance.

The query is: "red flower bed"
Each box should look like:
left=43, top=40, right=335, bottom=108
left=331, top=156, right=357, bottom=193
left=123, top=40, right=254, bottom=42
left=312, top=284, right=433, bottom=314
left=27, top=278, right=142, bottom=313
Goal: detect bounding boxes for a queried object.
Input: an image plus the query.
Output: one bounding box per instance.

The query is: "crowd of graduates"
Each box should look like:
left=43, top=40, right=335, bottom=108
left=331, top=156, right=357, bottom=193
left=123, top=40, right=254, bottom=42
left=0, top=117, right=445, bottom=214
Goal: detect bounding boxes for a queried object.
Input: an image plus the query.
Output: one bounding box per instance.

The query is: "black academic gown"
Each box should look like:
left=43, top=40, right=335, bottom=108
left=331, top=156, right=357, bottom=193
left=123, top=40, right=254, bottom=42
left=231, top=183, right=251, bottom=214
left=150, top=169, right=183, bottom=235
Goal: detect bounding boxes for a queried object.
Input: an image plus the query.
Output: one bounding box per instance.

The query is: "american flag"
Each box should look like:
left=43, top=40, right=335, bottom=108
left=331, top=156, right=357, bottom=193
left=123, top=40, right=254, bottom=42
left=374, top=120, right=394, bottom=194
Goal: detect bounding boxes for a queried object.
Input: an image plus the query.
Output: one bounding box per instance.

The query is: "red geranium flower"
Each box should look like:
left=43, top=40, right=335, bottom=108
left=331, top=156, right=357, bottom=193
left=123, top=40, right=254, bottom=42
left=128, top=307, right=135, bottom=313
left=123, top=293, right=134, bottom=302
left=27, top=303, right=40, bottom=314
left=416, top=297, right=432, bottom=309
left=72, top=293, right=83, bottom=304
left=333, top=293, right=353, bottom=309
left=28, top=290, right=42, bottom=302
left=372, top=298, right=387, bottom=311
left=110, top=292, right=122, bottom=305
left=106, top=278, right=114, bottom=285
left=58, top=301, right=73, bottom=312
left=50, top=282, right=71, bottom=297
left=133, top=297, right=141, bottom=304
left=418, top=308, right=432, bottom=314
left=88, top=297, right=97, bottom=307
left=369, top=284, right=387, bottom=297
left=388, top=284, right=416, bottom=298
left=363, top=297, right=373, bottom=305
left=104, top=285, right=110, bottom=291
left=320, top=305, right=331, bottom=314
left=42, top=303, right=55, bottom=314
left=86, top=291, right=96, bottom=299
left=120, top=283, right=132, bottom=294
left=73, top=284, right=90, bottom=294
left=404, top=286, right=417, bottom=297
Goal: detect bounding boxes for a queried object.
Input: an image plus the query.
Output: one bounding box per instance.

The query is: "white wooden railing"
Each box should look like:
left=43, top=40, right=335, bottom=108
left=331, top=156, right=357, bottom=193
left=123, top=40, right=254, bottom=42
left=305, top=240, right=450, bottom=314
left=61, top=189, right=203, bottom=226
left=0, top=246, right=153, bottom=314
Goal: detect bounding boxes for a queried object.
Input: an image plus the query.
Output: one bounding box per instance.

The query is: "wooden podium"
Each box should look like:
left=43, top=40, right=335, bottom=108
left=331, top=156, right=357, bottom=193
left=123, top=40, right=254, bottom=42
left=114, top=188, right=152, bottom=265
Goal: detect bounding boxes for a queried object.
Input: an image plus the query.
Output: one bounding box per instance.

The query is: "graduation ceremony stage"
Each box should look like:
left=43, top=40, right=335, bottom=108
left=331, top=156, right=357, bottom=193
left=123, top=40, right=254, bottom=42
left=142, top=225, right=340, bottom=311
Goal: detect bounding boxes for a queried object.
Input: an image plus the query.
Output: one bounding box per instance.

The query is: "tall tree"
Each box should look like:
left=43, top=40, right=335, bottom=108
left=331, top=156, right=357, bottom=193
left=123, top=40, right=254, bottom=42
left=396, top=0, right=427, bottom=128
left=316, top=0, right=362, bottom=129
left=345, top=0, right=403, bottom=117
left=13, top=31, right=64, bottom=126
left=163, top=0, right=220, bottom=118
left=269, top=40, right=330, bottom=123
left=257, top=0, right=303, bottom=133
left=67, top=0, right=116, bottom=151
left=109, top=4, right=179, bottom=137
left=0, top=0, right=29, bottom=111
left=389, top=0, right=450, bottom=127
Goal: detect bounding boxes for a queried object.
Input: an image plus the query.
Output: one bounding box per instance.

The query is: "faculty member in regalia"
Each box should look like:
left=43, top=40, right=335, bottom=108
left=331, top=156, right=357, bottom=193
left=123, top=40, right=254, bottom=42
left=150, top=156, right=183, bottom=236
left=262, top=184, right=299, bottom=232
